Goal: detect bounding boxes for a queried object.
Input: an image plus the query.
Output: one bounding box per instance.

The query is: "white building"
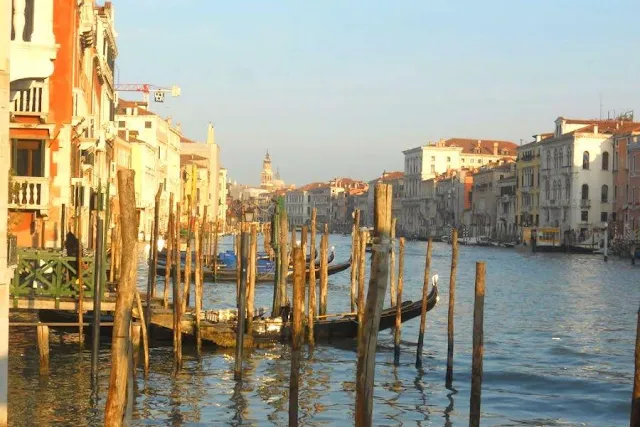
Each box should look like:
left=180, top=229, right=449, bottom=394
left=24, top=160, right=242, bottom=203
left=401, top=138, right=517, bottom=238
left=538, top=117, right=638, bottom=240
left=285, top=188, right=310, bottom=226
left=496, top=175, right=517, bottom=241
left=218, top=168, right=228, bottom=227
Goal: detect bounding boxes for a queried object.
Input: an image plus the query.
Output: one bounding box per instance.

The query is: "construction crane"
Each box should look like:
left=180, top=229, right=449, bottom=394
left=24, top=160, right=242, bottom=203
left=114, top=83, right=181, bottom=104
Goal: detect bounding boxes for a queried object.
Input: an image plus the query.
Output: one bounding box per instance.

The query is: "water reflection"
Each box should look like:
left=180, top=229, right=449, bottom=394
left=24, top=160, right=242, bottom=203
left=7, top=236, right=639, bottom=426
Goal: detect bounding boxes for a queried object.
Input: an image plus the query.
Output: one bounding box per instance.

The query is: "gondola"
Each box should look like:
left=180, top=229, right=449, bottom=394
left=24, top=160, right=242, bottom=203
left=38, top=283, right=439, bottom=347
left=155, top=255, right=350, bottom=284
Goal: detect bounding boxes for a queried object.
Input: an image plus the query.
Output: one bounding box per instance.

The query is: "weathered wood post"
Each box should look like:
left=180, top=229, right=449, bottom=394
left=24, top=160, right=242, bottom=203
left=278, top=208, right=289, bottom=313
left=163, top=194, right=174, bottom=308
left=632, top=303, right=640, bottom=425
left=357, top=229, right=367, bottom=339
left=147, top=187, right=161, bottom=314
left=173, top=202, right=183, bottom=371
left=134, top=291, right=149, bottom=377
left=446, top=228, right=459, bottom=386
left=213, top=221, right=219, bottom=282
left=104, top=169, right=139, bottom=426
left=234, top=231, right=249, bottom=380
left=416, top=238, right=433, bottom=369
left=91, top=196, right=104, bottom=384
left=350, top=209, right=361, bottom=312
left=37, top=325, right=49, bottom=375
left=308, top=208, right=317, bottom=346
left=247, top=224, right=258, bottom=335
left=319, top=224, right=329, bottom=316
left=469, top=261, right=486, bottom=427
left=77, top=194, right=84, bottom=346
left=389, top=218, right=398, bottom=307
left=355, top=183, right=392, bottom=427
left=109, top=221, right=117, bottom=283
left=393, top=237, right=405, bottom=366
left=182, top=197, right=194, bottom=313
left=289, top=245, right=305, bottom=427
left=194, top=222, right=203, bottom=355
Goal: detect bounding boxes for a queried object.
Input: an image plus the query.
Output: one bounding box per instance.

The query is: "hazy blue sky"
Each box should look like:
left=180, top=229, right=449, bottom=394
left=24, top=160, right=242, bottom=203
left=114, top=0, right=640, bottom=186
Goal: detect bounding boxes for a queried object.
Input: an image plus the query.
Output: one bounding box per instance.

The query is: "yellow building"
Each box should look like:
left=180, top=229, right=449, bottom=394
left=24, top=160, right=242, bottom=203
left=516, top=133, right=552, bottom=239
left=180, top=153, right=210, bottom=218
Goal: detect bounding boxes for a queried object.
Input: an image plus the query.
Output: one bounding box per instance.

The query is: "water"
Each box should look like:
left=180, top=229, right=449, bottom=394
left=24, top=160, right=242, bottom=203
left=7, top=235, right=639, bottom=426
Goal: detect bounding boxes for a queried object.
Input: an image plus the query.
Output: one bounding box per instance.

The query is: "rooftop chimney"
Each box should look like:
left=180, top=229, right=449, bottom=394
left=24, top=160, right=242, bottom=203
left=535, top=134, right=542, bottom=142
left=166, top=117, right=172, bottom=125
left=176, top=123, right=181, bottom=132
left=594, top=125, right=598, bottom=134
left=493, top=142, right=498, bottom=155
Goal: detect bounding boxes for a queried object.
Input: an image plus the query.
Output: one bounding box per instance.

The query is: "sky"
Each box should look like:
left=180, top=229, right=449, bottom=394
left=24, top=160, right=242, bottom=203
left=113, top=0, right=640, bottom=186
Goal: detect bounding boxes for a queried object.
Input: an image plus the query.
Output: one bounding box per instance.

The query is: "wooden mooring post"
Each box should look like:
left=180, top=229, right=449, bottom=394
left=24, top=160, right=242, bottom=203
left=234, top=231, right=249, bottom=380
left=357, top=228, right=367, bottom=340
left=278, top=209, right=288, bottom=314
left=355, top=183, right=392, bottom=427
left=469, top=261, right=486, bottom=427
left=163, top=193, right=174, bottom=308
left=91, top=210, right=104, bottom=384
left=631, top=303, right=640, bottom=426
left=289, top=245, right=305, bottom=427
left=446, top=228, right=459, bottom=387
left=319, top=224, right=329, bottom=316
left=308, top=208, right=317, bottom=347
left=134, top=291, right=149, bottom=377
left=77, top=196, right=84, bottom=346
left=37, top=325, right=49, bottom=375
left=173, top=201, right=183, bottom=372
left=195, top=221, right=203, bottom=356
left=247, top=224, right=258, bottom=336
left=350, top=209, right=360, bottom=312
left=416, top=238, right=433, bottom=369
left=389, top=218, right=397, bottom=307
left=147, top=186, right=162, bottom=323
left=182, top=198, right=194, bottom=313
left=104, top=169, right=139, bottom=426
left=213, top=221, right=219, bottom=282
left=393, top=237, right=405, bottom=366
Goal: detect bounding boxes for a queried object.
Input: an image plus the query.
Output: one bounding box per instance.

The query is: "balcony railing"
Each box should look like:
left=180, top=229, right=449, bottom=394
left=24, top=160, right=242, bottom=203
left=580, top=199, right=591, bottom=208
left=11, top=81, right=47, bottom=116
left=9, top=176, right=49, bottom=211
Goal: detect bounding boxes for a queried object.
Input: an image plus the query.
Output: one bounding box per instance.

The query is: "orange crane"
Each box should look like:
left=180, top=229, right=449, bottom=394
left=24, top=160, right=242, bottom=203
left=114, top=84, right=181, bottom=104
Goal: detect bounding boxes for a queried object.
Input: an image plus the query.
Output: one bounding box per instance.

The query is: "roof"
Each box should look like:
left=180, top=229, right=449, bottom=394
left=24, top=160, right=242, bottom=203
left=444, top=138, right=518, bottom=156
left=380, top=171, right=404, bottom=181
left=180, top=135, right=198, bottom=144
left=116, top=99, right=156, bottom=117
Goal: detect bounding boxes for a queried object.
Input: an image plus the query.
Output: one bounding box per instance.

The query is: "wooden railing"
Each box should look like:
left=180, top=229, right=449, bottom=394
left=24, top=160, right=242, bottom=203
left=10, top=249, right=98, bottom=305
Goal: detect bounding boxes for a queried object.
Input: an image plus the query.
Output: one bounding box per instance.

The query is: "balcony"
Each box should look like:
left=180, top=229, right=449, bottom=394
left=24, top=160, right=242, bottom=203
left=9, top=176, right=50, bottom=211
left=580, top=199, right=591, bottom=208
left=10, top=0, right=58, bottom=83
left=10, top=80, right=47, bottom=117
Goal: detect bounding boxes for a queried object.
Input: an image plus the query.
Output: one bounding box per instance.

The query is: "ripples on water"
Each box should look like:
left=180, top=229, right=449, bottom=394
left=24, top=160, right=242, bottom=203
left=7, top=236, right=639, bottom=426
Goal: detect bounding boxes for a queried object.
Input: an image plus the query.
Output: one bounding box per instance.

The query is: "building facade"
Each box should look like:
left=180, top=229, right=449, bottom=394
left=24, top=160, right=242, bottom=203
left=515, top=134, right=551, bottom=233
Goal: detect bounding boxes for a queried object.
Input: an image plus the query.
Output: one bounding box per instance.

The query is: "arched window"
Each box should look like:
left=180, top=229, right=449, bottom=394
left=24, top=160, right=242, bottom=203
left=559, top=149, right=564, bottom=167
left=581, top=184, right=589, bottom=200
left=546, top=150, right=551, bottom=169
left=601, top=185, right=608, bottom=203
left=545, top=179, right=550, bottom=200
left=583, top=151, right=590, bottom=170
left=567, top=147, right=572, bottom=166
left=553, top=148, right=558, bottom=168
left=566, top=177, right=571, bottom=199
left=552, top=181, right=558, bottom=200
left=602, top=151, right=609, bottom=170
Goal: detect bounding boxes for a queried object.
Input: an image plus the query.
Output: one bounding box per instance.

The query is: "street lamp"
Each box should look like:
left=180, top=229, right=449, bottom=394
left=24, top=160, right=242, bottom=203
left=244, top=208, right=254, bottom=223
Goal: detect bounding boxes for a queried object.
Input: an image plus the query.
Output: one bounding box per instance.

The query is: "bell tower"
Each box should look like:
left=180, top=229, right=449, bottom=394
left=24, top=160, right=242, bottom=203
left=261, top=151, right=273, bottom=188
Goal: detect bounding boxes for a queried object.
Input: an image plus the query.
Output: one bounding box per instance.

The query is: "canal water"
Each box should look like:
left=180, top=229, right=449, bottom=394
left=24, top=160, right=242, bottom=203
left=7, top=235, right=639, bottom=426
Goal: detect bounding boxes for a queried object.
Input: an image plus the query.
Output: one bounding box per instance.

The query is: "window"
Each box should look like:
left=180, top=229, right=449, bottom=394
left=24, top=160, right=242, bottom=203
left=602, top=151, right=609, bottom=170
left=431, top=156, right=435, bottom=161
left=546, top=150, right=551, bottom=168
left=118, top=121, right=125, bottom=128
left=581, top=211, right=588, bottom=222
left=447, top=156, right=451, bottom=162
left=545, top=179, right=550, bottom=200
left=614, top=151, right=619, bottom=171
left=566, top=147, right=572, bottom=166
left=559, top=150, right=563, bottom=167
left=601, top=185, right=608, bottom=203
left=601, top=212, right=608, bottom=222
left=583, top=151, right=590, bottom=169
left=11, top=139, right=44, bottom=177
left=581, top=184, right=589, bottom=200
left=614, top=185, right=618, bottom=201
left=612, top=212, right=617, bottom=222
left=145, top=121, right=152, bottom=129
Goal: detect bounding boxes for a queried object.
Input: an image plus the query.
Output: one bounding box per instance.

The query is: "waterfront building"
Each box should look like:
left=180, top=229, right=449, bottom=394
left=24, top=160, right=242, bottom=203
left=179, top=123, right=221, bottom=227
left=116, top=101, right=183, bottom=238
left=614, top=132, right=640, bottom=237
left=435, top=169, right=473, bottom=234
left=539, top=117, right=640, bottom=242
left=9, top=0, right=117, bottom=248
left=1, top=0, right=12, bottom=421
left=468, top=161, right=515, bottom=238
left=496, top=174, right=517, bottom=241
left=402, top=138, right=517, bottom=238
left=515, top=133, right=552, bottom=234
left=285, top=187, right=311, bottom=226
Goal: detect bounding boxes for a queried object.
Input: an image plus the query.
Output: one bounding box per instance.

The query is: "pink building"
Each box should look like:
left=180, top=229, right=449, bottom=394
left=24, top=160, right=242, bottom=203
left=613, top=128, right=640, bottom=237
